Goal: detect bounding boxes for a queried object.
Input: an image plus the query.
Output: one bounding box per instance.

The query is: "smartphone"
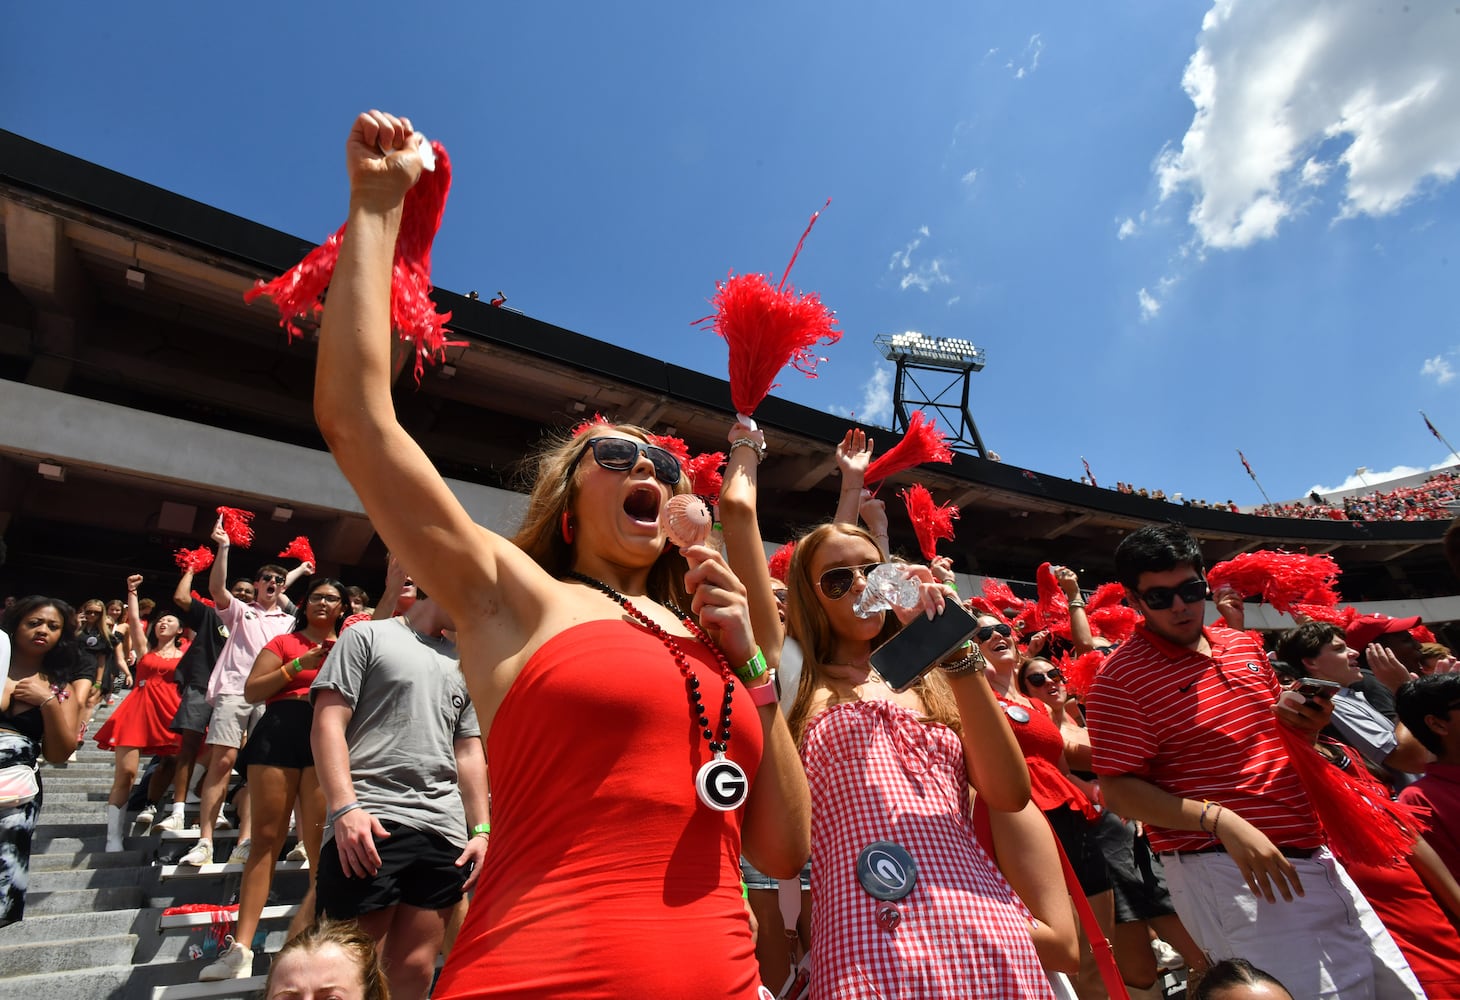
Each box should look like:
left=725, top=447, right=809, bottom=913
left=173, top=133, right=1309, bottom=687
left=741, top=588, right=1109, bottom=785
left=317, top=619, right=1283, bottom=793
left=869, top=600, right=978, bottom=692
left=1295, top=677, right=1341, bottom=700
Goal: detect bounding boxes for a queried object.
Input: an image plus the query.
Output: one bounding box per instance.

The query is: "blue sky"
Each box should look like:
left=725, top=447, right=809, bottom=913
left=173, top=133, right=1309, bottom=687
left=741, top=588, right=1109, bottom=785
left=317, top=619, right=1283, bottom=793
left=5, top=1, right=1458, bottom=504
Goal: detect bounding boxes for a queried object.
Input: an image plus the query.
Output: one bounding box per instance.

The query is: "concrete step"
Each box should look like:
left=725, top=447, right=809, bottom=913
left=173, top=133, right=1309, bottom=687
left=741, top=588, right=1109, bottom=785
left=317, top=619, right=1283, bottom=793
left=29, top=864, right=150, bottom=890
left=25, top=885, right=145, bottom=916
left=160, top=859, right=307, bottom=881
left=31, top=847, right=148, bottom=871
left=0, top=965, right=136, bottom=1000
left=0, top=933, right=139, bottom=977
left=0, top=907, right=142, bottom=944
left=150, top=975, right=265, bottom=1000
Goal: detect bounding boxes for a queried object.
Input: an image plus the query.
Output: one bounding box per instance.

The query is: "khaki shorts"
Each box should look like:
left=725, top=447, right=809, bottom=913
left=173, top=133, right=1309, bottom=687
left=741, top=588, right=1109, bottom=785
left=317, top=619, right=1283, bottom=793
left=205, top=693, right=265, bottom=749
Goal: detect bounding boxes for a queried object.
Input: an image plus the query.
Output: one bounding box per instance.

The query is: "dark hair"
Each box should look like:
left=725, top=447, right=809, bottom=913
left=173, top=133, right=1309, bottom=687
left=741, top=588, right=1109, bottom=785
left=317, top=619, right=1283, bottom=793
left=255, top=563, right=288, bottom=582
left=290, top=578, right=347, bottom=636
left=345, top=585, right=371, bottom=608
left=1018, top=656, right=1058, bottom=696
left=1114, top=523, right=1205, bottom=591
left=1275, top=621, right=1342, bottom=675
left=1397, top=673, right=1460, bottom=756
left=230, top=578, right=254, bottom=591
left=3, top=596, right=84, bottom=683
left=1192, top=958, right=1292, bottom=999
left=147, top=610, right=185, bottom=650
left=263, top=918, right=390, bottom=1000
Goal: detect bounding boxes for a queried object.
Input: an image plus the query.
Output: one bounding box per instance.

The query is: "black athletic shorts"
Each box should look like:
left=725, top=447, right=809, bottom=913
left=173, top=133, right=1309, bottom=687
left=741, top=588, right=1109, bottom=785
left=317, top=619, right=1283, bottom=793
left=238, top=699, right=314, bottom=770
left=317, top=821, right=468, bottom=917
left=1045, top=804, right=1113, bottom=898
left=1093, top=812, right=1176, bottom=923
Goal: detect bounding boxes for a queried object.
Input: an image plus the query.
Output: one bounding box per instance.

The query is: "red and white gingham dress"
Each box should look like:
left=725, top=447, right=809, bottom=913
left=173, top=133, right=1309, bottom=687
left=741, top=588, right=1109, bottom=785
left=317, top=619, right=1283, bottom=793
left=802, top=700, right=1054, bottom=999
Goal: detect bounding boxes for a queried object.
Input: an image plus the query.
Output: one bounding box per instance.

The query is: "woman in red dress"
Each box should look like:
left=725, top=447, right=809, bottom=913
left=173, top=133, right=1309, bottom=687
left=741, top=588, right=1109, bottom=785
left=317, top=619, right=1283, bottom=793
left=313, top=110, right=810, bottom=999
left=96, top=575, right=184, bottom=852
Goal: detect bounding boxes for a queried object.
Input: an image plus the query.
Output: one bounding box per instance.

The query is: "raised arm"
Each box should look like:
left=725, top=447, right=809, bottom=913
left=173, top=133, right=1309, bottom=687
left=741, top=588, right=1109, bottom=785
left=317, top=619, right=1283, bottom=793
left=173, top=569, right=195, bottom=614
left=207, top=517, right=234, bottom=611
left=312, top=111, right=544, bottom=636
left=717, top=421, right=783, bottom=670
left=1055, top=565, right=1097, bottom=654
left=125, top=575, right=151, bottom=658
left=831, top=429, right=873, bottom=526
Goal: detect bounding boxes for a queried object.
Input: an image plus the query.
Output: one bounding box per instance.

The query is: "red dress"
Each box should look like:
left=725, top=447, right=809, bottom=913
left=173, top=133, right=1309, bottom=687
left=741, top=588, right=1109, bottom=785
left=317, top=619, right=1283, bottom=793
left=996, top=696, right=1097, bottom=820
left=433, top=620, right=765, bottom=1000
left=801, top=700, right=1053, bottom=999
left=95, top=651, right=184, bottom=755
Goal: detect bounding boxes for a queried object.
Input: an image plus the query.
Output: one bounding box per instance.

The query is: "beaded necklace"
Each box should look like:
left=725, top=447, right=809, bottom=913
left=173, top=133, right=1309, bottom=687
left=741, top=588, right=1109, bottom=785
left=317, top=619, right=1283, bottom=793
left=567, top=571, right=748, bottom=811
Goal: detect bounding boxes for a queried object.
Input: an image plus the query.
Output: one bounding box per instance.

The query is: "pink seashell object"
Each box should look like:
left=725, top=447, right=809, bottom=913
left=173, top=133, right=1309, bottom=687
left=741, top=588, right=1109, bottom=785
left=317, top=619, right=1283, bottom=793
left=662, top=494, right=713, bottom=548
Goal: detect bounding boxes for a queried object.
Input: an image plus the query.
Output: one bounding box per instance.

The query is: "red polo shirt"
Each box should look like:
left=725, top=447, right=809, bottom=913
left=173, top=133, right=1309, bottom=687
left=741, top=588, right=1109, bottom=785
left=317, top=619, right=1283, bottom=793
left=1398, top=762, right=1460, bottom=883
left=1086, top=624, right=1321, bottom=854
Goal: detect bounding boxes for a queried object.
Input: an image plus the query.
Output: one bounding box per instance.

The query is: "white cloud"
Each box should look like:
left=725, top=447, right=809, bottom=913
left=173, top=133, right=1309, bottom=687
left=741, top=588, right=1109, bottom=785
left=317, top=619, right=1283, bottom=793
left=946, top=295, right=961, bottom=307
left=1117, top=217, right=1138, bottom=239
left=1422, top=354, right=1456, bottom=385
left=1137, top=287, right=1161, bottom=320
left=1007, top=33, right=1044, bottom=79
left=961, top=169, right=979, bottom=186
left=887, top=226, right=952, bottom=293
left=1155, top=0, right=1460, bottom=250
left=1309, top=459, right=1457, bottom=496
left=860, top=367, right=893, bottom=426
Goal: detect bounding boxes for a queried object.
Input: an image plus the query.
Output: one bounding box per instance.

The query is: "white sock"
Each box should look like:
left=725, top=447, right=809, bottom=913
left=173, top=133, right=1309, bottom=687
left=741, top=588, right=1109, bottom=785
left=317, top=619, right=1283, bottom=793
left=171, top=802, right=185, bottom=819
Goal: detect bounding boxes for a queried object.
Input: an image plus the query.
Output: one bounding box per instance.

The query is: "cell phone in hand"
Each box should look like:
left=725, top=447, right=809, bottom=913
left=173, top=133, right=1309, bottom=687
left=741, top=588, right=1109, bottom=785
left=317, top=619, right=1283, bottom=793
left=868, top=601, right=977, bottom=693
left=1278, top=676, right=1342, bottom=710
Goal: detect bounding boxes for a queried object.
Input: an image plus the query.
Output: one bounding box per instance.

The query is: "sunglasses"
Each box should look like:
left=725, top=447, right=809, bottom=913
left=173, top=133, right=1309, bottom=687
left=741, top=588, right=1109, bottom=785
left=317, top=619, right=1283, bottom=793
left=975, top=623, right=1014, bottom=643
left=1137, top=578, right=1210, bottom=611
left=575, top=436, right=681, bottom=486
left=257, top=573, right=286, bottom=585
left=1025, top=669, right=1064, bottom=688
left=772, top=588, right=789, bottom=603
left=818, top=563, right=883, bottom=601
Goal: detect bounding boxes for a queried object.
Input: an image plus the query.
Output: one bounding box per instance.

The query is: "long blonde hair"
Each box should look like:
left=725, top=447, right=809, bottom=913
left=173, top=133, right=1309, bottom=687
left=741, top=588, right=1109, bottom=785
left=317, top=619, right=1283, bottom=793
left=784, top=523, right=960, bottom=743
left=512, top=423, right=692, bottom=607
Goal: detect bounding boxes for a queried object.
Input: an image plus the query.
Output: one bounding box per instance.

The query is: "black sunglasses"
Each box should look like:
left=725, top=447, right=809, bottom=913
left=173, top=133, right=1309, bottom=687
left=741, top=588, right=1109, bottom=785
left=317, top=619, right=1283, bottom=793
left=575, top=436, right=681, bottom=486
left=1026, top=669, right=1064, bottom=688
left=1137, top=578, right=1210, bottom=611
left=257, top=573, right=286, bottom=585
left=818, top=563, right=882, bottom=601
left=975, top=623, right=1014, bottom=643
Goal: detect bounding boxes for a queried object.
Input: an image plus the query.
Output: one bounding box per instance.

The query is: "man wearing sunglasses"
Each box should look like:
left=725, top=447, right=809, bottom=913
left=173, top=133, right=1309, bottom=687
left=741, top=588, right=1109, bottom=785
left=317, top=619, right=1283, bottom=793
left=180, top=516, right=312, bottom=867
left=1085, top=524, right=1421, bottom=999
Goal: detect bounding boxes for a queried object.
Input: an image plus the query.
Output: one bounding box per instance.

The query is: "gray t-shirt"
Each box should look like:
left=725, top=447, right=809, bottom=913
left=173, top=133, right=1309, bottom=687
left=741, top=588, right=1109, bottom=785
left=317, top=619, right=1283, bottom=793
left=311, top=617, right=480, bottom=848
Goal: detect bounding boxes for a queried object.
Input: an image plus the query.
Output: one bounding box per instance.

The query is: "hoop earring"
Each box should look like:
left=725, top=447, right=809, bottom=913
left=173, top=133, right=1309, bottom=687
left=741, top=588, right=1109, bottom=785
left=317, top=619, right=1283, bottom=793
left=560, top=512, right=574, bottom=544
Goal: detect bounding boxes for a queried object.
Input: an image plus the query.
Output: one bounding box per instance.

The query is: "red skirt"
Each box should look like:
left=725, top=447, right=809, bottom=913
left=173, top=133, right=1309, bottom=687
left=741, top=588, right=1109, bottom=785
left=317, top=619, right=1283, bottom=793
left=95, top=653, right=183, bottom=755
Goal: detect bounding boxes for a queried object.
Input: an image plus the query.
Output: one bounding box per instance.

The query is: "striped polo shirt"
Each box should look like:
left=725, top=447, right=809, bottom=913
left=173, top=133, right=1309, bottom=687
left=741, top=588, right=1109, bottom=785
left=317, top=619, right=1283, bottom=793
left=1086, top=624, right=1321, bottom=854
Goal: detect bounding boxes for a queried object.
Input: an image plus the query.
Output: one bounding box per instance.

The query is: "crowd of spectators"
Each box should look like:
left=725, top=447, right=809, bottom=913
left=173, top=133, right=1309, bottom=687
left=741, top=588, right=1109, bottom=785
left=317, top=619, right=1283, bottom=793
left=1253, top=470, right=1459, bottom=522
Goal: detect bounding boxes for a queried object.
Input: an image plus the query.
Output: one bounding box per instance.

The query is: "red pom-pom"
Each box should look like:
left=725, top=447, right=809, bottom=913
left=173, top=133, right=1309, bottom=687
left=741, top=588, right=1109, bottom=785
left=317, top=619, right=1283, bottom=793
left=767, top=542, right=796, bottom=584
left=1290, top=604, right=1358, bottom=628
left=279, top=536, right=316, bottom=566
left=864, top=411, right=954, bottom=488
left=215, top=507, right=255, bottom=548
left=695, top=200, right=841, bottom=416
left=978, top=579, right=1022, bottom=621
left=189, top=590, right=216, bottom=609
left=1059, top=650, right=1107, bottom=699
left=685, top=452, right=726, bottom=499
left=570, top=412, right=613, bottom=438
left=173, top=546, right=215, bottom=574
left=1035, top=563, right=1070, bottom=638
left=1088, top=604, right=1141, bottom=644
left=1276, top=726, right=1414, bottom=869
left=646, top=434, right=691, bottom=466
left=244, top=140, right=463, bottom=381
left=899, top=484, right=959, bottom=562
left=1207, top=550, right=1342, bottom=615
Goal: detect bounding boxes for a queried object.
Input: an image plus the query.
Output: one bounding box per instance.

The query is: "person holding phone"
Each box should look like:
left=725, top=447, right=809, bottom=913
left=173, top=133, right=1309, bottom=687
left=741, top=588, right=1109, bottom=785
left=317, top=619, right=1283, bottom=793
left=780, top=522, right=1052, bottom=997
left=199, top=577, right=345, bottom=981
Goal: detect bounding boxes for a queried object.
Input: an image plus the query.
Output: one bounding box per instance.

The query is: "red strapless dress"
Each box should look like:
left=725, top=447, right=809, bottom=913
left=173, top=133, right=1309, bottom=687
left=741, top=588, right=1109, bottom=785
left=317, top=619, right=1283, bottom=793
left=433, top=619, right=767, bottom=1000
left=95, top=651, right=184, bottom=755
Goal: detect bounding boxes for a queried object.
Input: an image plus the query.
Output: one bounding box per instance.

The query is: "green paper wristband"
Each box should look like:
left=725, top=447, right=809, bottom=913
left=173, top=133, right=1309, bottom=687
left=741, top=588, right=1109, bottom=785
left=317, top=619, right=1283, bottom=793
left=471, top=822, right=491, bottom=837
left=734, top=647, right=769, bottom=684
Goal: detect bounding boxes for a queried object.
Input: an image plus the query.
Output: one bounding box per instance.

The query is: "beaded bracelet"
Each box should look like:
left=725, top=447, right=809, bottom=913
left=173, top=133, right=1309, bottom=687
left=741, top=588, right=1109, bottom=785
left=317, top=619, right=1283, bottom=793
left=729, top=437, right=765, bottom=462
left=1068, top=598, right=1087, bottom=610
left=941, top=644, right=985, bottom=677
left=48, top=684, right=71, bottom=703
left=1198, top=799, right=1219, bottom=833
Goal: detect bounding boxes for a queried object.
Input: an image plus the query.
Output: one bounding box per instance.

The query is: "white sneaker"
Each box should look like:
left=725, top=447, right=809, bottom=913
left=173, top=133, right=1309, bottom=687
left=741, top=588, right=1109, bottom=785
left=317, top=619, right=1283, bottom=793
left=227, top=839, right=252, bottom=864
left=155, top=809, right=187, bottom=832
left=215, top=811, right=232, bottom=831
left=178, top=838, right=213, bottom=867
left=286, top=842, right=308, bottom=863
left=199, top=937, right=254, bottom=980
left=1152, top=938, right=1184, bottom=971
left=136, top=804, right=156, bottom=827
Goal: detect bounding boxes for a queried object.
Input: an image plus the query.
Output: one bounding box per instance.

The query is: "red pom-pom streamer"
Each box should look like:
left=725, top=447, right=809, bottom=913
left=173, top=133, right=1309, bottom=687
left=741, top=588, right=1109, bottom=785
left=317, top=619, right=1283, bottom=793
left=864, top=411, right=954, bottom=488
left=244, top=140, right=463, bottom=382
left=570, top=412, right=613, bottom=438
left=767, top=542, right=796, bottom=584
left=1290, top=604, right=1358, bottom=628
left=173, top=546, right=215, bottom=574
left=216, top=507, right=255, bottom=548
left=685, top=452, right=726, bottom=499
left=279, top=536, right=316, bottom=566
left=1035, top=563, right=1070, bottom=638
left=1059, top=650, right=1107, bottom=700
left=899, top=484, right=959, bottom=562
left=647, top=434, right=691, bottom=466
left=189, top=590, right=216, bottom=609
left=1088, top=604, right=1141, bottom=644
left=1275, top=725, right=1415, bottom=869
left=1207, top=550, right=1341, bottom=615
left=695, top=200, right=841, bottom=417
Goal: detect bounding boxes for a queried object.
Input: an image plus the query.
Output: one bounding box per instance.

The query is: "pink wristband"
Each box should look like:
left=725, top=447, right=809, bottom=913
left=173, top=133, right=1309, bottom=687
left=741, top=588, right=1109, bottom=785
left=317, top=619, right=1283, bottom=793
left=748, top=681, right=778, bottom=707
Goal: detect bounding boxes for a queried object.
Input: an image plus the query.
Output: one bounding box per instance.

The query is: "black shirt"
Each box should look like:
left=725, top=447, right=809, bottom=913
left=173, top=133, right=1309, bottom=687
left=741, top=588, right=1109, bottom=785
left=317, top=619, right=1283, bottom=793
left=175, top=600, right=228, bottom=692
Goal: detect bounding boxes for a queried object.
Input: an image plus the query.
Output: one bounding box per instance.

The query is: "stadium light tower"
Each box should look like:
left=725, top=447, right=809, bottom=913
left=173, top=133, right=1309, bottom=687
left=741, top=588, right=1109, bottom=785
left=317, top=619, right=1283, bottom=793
left=874, top=331, right=990, bottom=458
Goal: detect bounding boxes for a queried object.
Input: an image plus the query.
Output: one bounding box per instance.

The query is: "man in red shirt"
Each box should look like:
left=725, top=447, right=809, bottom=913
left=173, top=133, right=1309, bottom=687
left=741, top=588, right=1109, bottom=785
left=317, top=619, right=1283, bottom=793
left=1086, top=524, right=1421, bottom=1000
